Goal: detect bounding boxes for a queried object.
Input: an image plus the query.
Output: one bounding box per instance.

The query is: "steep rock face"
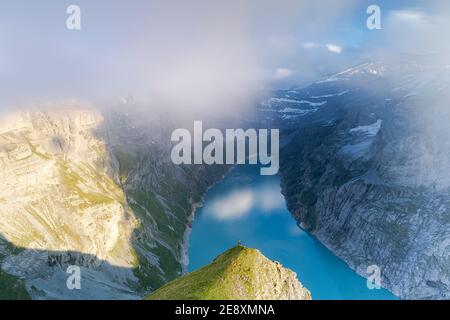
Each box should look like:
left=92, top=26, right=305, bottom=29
left=146, top=246, right=311, bottom=300
left=0, top=104, right=225, bottom=299
left=0, top=107, right=138, bottom=299
left=274, top=61, right=450, bottom=299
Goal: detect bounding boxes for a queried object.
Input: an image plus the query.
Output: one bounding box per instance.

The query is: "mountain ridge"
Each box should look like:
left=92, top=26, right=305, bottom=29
left=146, top=245, right=312, bottom=300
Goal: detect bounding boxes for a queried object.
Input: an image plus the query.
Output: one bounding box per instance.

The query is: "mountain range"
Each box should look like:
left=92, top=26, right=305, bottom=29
left=261, top=60, right=450, bottom=299
left=0, top=59, right=449, bottom=299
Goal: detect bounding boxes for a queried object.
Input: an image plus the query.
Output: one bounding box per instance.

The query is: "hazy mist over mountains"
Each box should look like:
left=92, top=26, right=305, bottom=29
left=2, top=0, right=449, bottom=117
left=1, top=0, right=450, bottom=301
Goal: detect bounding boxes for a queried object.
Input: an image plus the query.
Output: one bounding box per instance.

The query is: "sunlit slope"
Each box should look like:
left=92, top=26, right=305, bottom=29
left=0, top=106, right=226, bottom=299
left=146, top=246, right=311, bottom=300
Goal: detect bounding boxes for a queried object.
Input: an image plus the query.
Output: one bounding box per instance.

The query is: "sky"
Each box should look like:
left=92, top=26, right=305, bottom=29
left=1, top=0, right=449, bottom=115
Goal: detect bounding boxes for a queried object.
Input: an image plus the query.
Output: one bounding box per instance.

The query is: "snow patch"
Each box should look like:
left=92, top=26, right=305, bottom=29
left=279, top=107, right=318, bottom=114
left=350, top=120, right=382, bottom=136
left=270, top=98, right=327, bottom=107
left=311, top=91, right=348, bottom=98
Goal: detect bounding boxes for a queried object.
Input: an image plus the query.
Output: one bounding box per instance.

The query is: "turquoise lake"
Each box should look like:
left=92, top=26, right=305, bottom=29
left=188, top=165, right=398, bottom=300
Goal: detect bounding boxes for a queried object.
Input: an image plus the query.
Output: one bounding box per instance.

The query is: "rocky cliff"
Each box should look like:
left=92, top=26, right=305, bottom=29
left=0, top=103, right=225, bottom=299
left=270, top=61, right=450, bottom=299
left=146, top=245, right=311, bottom=300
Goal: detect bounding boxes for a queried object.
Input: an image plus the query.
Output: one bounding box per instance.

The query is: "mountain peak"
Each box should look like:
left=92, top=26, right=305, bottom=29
left=315, top=61, right=386, bottom=84
left=146, top=245, right=311, bottom=300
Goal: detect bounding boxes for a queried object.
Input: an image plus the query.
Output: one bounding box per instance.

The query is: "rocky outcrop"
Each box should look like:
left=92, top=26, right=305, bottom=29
left=249, top=248, right=311, bottom=300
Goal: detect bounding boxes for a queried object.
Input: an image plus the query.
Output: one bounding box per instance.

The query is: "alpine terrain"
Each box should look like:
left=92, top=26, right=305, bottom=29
left=259, top=60, right=450, bottom=299
left=0, top=104, right=226, bottom=299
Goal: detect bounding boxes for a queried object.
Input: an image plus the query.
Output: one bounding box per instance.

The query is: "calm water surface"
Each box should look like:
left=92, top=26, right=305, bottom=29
left=188, top=165, right=397, bottom=300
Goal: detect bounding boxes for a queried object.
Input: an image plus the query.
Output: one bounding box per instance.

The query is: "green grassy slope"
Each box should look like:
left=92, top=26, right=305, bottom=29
left=146, top=245, right=311, bottom=300
left=146, top=246, right=254, bottom=300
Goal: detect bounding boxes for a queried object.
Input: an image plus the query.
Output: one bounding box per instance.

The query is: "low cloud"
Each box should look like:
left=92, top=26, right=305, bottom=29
left=302, top=42, right=321, bottom=49
left=4, top=0, right=447, bottom=112
left=209, top=190, right=254, bottom=221
left=326, top=44, right=342, bottom=54
left=273, top=68, right=294, bottom=80
left=302, top=42, right=342, bottom=54
left=390, top=10, right=426, bottom=22
left=378, top=7, right=450, bottom=59
left=0, top=0, right=359, bottom=112
left=208, top=184, right=285, bottom=221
